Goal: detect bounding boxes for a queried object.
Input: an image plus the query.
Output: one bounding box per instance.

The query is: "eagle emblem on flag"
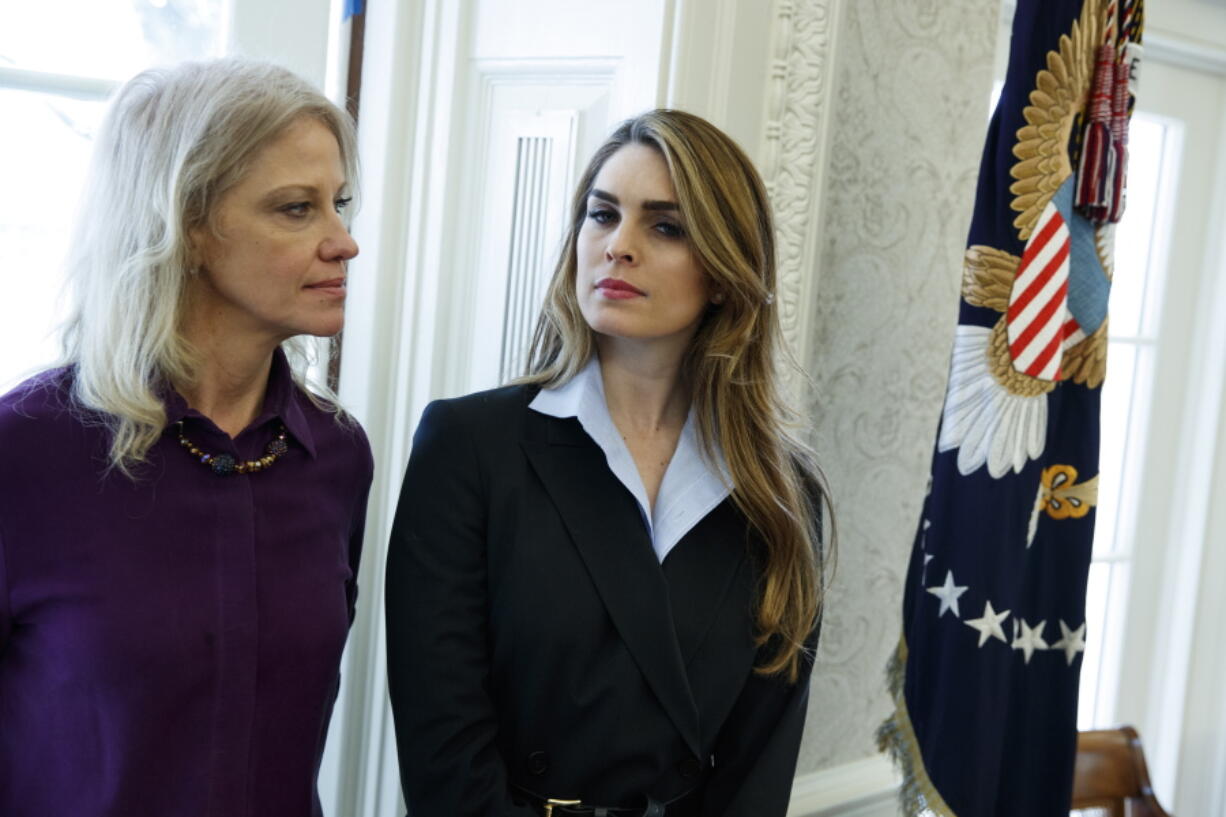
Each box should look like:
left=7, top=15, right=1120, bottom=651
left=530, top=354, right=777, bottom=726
left=939, top=0, right=1111, bottom=479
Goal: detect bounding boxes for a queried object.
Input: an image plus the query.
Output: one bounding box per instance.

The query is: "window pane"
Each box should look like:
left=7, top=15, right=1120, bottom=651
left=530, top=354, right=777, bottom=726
left=1109, top=114, right=1171, bottom=339
left=0, top=89, right=109, bottom=391
left=1079, top=104, right=1180, bottom=729
left=0, top=0, right=224, bottom=81
left=1093, top=342, right=1136, bottom=558
left=1078, top=560, right=1131, bottom=730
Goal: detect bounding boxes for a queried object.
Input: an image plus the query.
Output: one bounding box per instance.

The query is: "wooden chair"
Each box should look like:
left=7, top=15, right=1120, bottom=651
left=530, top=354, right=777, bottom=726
left=1071, top=726, right=1172, bottom=817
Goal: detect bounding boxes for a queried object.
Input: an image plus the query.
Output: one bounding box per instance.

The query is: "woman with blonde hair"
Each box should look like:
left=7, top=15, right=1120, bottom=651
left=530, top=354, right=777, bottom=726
left=387, top=109, right=831, bottom=817
left=0, top=59, right=372, bottom=817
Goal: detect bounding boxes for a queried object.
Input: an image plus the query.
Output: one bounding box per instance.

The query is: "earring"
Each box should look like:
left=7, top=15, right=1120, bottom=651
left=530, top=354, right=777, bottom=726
left=711, top=292, right=726, bottom=305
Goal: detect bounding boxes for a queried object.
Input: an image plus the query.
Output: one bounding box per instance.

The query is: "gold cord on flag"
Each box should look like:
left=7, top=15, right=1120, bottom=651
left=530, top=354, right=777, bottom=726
left=1074, top=0, right=1144, bottom=223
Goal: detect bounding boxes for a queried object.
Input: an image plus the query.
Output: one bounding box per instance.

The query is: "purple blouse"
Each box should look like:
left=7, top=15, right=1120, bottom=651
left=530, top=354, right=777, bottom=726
left=0, top=350, right=373, bottom=817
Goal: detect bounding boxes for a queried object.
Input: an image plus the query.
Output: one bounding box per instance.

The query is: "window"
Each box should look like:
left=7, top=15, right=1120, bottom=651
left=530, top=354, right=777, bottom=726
left=1077, top=113, right=1177, bottom=730
left=0, top=0, right=224, bottom=391
left=1069, top=57, right=1226, bottom=814
left=0, top=0, right=341, bottom=391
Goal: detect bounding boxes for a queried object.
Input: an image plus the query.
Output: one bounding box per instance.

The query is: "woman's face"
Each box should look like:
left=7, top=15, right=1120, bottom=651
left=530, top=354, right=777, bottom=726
left=575, top=143, right=711, bottom=352
left=188, top=117, right=358, bottom=345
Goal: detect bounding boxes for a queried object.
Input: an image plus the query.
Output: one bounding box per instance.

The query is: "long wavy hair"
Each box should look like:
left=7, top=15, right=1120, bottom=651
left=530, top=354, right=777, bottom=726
left=523, top=109, right=833, bottom=680
left=59, top=58, right=359, bottom=477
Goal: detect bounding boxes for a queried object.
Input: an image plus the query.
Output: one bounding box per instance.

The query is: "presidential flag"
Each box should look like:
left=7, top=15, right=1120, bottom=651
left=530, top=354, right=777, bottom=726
left=877, top=0, right=1142, bottom=814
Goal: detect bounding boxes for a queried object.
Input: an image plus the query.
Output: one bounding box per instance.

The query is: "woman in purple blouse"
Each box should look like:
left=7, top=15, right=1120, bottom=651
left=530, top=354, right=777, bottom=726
left=0, top=59, right=373, bottom=817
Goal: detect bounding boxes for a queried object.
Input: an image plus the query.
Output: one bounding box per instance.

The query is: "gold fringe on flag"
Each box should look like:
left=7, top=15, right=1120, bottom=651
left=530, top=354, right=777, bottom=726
left=875, top=638, right=959, bottom=817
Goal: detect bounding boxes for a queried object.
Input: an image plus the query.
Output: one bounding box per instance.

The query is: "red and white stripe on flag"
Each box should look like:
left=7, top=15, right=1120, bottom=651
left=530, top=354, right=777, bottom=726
left=1006, top=199, right=1084, bottom=382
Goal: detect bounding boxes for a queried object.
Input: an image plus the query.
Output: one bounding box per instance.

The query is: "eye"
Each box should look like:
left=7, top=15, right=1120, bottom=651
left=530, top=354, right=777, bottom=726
left=654, top=220, right=685, bottom=239
left=280, top=201, right=311, bottom=217
left=586, top=207, right=616, bottom=225
left=334, top=196, right=353, bottom=213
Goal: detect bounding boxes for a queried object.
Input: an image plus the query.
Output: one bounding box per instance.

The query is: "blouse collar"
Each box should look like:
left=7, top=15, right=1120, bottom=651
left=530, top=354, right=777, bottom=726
left=529, top=356, right=731, bottom=562
left=161, top=346, right=317, bottom=458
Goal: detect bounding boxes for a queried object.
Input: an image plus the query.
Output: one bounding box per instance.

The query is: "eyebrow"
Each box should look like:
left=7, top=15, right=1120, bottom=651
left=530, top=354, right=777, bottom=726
left=266, top=185, right=318, bottom=198
left=263, top=183, right=349, bottom=201
left=589, top=188, right=679, bottom=212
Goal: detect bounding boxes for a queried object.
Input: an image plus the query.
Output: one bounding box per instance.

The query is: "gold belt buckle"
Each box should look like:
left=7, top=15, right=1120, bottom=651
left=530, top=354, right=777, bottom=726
left=543, top=798, right=582, bottom=817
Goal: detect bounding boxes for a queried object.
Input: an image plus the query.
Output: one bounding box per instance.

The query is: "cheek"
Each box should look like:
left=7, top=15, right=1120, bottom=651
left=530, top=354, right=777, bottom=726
left=668, top=260, right=710, bottom=315
left=575, top=232, right=601, bottom=281
left=211, top=243, right=304, bottom=305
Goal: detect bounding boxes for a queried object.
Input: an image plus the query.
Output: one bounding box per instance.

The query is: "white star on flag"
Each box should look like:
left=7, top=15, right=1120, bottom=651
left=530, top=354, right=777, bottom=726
left=926, top=570, right=969, bottom=618
left=964, top=600, right=1011, bottom=647
left=1012, top=618, right=1049, bottom=664
left=1052, top=620, right=1087, bottom=665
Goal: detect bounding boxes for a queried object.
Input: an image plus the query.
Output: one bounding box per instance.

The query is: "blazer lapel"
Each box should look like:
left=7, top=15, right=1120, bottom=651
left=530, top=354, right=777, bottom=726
left=522, top=413, right=702, bottom=758
left=663, top=502, right=752, bottom=668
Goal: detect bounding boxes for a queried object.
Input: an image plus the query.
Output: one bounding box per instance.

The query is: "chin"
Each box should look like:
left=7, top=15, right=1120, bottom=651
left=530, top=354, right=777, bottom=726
left=308, top=322, right=345, bottom=338
left=282, top=321, right=343, bottom=340
left=585, top=317, right=640, bottom=341
left=297, top=308, right=347, bottom=338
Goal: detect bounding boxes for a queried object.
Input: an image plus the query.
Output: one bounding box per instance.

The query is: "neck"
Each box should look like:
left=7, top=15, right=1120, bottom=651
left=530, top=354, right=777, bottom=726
left=595, top=335, right=690, bottom=433
left=176, top=318, right=281, bottom=439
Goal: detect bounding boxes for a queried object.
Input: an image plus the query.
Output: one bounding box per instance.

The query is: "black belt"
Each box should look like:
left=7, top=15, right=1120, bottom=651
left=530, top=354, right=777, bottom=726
left=511, top=783, right=699, bottom=817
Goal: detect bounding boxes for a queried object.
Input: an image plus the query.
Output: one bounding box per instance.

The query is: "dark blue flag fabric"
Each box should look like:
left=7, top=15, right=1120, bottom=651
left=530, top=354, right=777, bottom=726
left=877, top=0, right=1143, bottom=814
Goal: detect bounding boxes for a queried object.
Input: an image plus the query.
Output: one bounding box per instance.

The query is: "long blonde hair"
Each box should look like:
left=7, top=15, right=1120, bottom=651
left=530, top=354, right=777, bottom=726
left=59, top=58, right=359, bottom=477
left=524, top=109, right=832, bottom=680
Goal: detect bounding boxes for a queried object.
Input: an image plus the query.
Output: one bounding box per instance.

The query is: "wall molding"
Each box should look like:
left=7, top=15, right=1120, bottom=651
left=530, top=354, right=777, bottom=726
left=0, top=65, right=117, bottom=99
left=759, top=0, right=843, bottom=395
left=326, top=1, right=464, bottom=814
left=1146, top=29, right=1226, bottom=76
left=788, top=755, right=901, bottom=817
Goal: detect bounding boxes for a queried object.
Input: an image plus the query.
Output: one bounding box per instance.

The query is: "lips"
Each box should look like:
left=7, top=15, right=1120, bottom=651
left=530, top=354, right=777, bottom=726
left=595, top=277, right=645, bottom=299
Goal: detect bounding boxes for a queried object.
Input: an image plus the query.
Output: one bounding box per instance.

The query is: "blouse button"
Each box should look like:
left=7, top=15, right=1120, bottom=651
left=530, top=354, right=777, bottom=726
left=678, top=756, right=702, bottom=780
left=527, top=751, right=549, bottom=775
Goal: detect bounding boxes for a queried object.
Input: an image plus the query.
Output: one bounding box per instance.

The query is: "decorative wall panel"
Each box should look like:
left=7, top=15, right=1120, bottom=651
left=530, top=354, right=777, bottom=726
left=499, top=136, right=556, bottom=382
left=774, top=0, right=1000, bottom=774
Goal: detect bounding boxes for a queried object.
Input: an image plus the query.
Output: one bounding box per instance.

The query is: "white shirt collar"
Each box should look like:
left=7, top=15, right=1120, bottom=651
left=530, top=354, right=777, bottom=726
left=529, top=357, right=731, bottom=563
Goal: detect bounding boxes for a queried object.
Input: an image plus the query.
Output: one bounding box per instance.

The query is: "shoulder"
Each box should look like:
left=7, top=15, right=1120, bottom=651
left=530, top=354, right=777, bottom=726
left=419, top=383, right=537, bottom=437
left=408, top=384, right=537, bottom=465
left=429, top=383, right=537, bottom=420
left=339, top=413, right=375, bottom=484
left=0, top=368, right=85, bottom=445
left=289, top=387, right=375, bottom=484
left=0, top=368, right=108, bottom=507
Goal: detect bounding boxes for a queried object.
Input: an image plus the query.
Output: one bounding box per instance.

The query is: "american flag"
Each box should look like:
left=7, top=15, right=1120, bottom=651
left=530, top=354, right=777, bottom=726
left=877, top=0, right=1142, bottom=814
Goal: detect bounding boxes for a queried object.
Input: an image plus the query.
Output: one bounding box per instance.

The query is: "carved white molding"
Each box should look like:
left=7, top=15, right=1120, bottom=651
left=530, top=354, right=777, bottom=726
left=760, top=0, right=841, bottom=393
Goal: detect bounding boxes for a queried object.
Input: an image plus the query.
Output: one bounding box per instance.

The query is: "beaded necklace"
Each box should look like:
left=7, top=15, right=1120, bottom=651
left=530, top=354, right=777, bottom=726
left=177, top=422, right=290, bottom=476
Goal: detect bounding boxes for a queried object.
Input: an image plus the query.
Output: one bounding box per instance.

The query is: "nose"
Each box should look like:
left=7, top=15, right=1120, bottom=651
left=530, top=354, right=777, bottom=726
left=605, top=225, right=637, bottom=265
left=322, top=216, right=359, bottom=262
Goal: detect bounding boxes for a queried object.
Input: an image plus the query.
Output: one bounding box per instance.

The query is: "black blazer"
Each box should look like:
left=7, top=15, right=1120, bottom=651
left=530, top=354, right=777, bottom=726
left=386, top=384, right=817, bottom=817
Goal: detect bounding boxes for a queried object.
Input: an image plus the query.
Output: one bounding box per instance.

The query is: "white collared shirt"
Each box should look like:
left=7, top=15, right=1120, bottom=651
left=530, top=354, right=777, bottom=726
left=529, top=357, right=732, bottom=563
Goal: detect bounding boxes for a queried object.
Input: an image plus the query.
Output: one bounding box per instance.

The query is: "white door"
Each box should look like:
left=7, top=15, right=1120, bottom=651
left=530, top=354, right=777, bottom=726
left=442, top=0, right=672, bottom=396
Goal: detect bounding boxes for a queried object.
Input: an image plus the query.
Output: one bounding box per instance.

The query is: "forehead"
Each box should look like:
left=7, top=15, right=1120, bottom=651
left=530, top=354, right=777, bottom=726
left=592, top=143, right=675, bottom=200
left=242, top=117, right=345, bottom=185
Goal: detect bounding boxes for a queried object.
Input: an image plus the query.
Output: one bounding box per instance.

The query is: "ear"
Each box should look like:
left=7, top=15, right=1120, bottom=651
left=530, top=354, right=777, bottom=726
left=185, top=225, right=211, bottom=275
